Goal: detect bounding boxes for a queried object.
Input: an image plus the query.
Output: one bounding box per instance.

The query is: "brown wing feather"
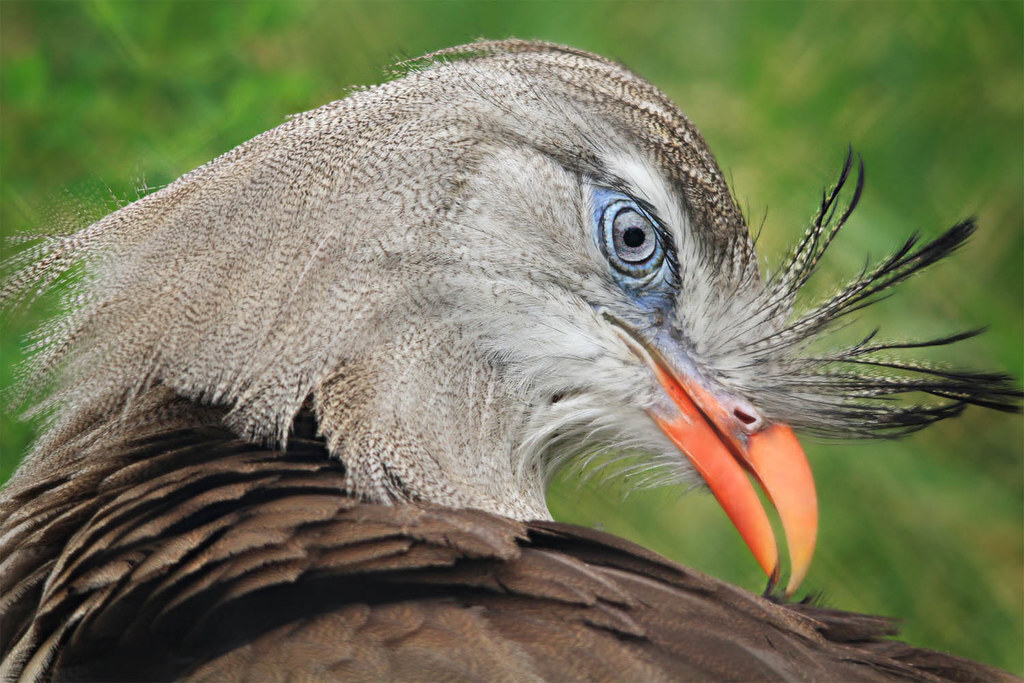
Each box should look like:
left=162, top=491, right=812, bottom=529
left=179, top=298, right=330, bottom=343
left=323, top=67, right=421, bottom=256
left=0, top=413, right=1012, bottom=681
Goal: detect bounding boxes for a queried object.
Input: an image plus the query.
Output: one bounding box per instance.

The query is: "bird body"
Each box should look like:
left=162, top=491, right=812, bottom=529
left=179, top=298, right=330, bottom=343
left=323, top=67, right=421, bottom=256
left=1, top=40, right=1018, bottom=680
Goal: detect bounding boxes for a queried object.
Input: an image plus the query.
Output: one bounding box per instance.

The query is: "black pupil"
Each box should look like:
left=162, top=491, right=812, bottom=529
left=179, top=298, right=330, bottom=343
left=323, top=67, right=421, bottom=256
left=622, top=227, right=645, bottom=248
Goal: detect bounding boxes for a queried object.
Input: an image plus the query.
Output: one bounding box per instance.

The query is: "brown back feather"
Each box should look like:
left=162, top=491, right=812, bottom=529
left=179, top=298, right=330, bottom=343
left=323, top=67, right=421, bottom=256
left=0, top=410, right=1010, bottom=682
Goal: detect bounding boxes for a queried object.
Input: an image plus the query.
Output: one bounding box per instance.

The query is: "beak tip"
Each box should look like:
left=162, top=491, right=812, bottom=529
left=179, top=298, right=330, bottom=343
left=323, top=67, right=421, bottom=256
left=784, top=564, right=809, bottom=597
left=783, top=532, right=817, bottom=596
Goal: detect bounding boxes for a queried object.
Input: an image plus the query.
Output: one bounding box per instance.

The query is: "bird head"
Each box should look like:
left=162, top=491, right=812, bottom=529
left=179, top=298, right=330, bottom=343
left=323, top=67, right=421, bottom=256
left=10, top=40, right=1018, bottom=596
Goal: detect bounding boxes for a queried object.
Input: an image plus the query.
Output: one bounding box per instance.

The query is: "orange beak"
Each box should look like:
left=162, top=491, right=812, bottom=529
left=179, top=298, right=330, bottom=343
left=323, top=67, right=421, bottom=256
left=620, top=334, right=817, bottom=596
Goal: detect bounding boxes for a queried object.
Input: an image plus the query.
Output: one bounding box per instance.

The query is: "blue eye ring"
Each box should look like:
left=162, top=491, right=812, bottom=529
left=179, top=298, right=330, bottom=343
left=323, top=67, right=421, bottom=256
left=599, top=197, right=666, bottom=283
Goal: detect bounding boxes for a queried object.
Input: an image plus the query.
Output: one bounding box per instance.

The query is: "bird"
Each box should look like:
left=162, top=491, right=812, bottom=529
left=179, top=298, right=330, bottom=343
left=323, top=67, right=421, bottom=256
left=0, top=39, right=1019, bottom=681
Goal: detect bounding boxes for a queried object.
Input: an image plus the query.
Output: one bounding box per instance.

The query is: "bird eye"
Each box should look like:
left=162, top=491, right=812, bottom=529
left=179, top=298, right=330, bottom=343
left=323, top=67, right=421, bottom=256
left=599, top=196, right=665, bottom=282
left=612, top=208, right=657, bottom=264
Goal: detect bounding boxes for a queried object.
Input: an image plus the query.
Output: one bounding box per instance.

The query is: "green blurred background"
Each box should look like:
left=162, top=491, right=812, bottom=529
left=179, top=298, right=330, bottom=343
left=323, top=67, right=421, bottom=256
left=2, top=0, right=1021, bottom=673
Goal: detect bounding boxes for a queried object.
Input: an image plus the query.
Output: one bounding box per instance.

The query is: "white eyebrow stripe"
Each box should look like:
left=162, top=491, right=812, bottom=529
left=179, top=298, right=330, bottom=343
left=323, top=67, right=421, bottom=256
left=598, top=151, right=697, bottom=269
left=597, top=150, right=716, bottom=315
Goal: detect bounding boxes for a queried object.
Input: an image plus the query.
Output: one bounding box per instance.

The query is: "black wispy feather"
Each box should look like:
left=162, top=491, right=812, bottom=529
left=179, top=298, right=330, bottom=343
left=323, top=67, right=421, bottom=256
left=743, top=149, right=1021, bottom=438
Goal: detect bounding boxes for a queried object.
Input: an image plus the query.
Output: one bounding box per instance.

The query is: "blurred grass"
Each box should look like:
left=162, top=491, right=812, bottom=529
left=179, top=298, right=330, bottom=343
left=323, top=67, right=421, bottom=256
left=1, top=0, right=1021, bottom=673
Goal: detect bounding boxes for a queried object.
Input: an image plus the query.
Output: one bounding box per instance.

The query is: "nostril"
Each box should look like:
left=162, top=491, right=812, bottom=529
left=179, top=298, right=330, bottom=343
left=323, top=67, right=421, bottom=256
left=734, top=407, right=757, bottom=426
left=730, top=400, right=765, bottom=433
